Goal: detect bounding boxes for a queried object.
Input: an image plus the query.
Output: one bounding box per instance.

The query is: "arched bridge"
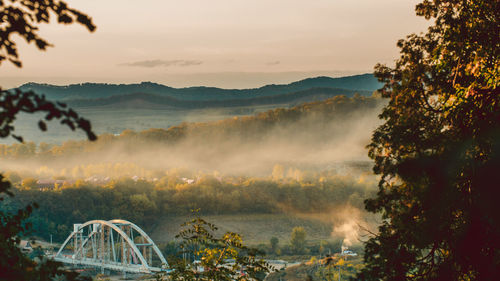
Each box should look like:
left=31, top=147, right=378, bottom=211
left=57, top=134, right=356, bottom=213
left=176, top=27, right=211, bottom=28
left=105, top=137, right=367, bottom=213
left=54, top=219, right=167, bottom=274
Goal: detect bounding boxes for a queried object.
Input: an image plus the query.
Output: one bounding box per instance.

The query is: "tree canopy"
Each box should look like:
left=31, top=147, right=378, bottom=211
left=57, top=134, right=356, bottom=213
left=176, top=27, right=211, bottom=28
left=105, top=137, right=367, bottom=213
left=0, top=1, right=96, bottom=280
left=290, top=226, right=307, bottom=255
left=0, top=0, right=95, bottom=67
left=0, top=0, right=97, bottom=142
left=359, top=0, right=499, bottom=280
left=163, top=213, right=272, bottom=281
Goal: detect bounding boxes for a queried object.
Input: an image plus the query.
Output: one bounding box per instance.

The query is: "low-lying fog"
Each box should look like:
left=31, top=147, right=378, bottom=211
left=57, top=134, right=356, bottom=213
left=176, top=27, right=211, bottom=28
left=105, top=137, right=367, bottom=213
left=1, top=97, right=385, bottom=178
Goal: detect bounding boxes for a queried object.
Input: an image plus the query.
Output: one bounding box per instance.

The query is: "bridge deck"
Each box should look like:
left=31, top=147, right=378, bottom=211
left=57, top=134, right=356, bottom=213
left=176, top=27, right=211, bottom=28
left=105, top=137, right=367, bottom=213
left=53, top=256, right=164, bottom=273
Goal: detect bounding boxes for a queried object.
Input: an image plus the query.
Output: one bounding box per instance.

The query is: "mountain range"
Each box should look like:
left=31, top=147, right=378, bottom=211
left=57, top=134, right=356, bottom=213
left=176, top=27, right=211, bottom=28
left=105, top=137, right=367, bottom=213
left=15, top=73, right=381, bottom=109
left=7, top=73, right=382, bottom=143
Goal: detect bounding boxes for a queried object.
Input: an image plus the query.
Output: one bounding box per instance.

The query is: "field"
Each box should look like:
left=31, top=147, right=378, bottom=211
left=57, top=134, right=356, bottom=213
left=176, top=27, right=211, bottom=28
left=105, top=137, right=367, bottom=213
left=151, top=213, right=339, bottom=245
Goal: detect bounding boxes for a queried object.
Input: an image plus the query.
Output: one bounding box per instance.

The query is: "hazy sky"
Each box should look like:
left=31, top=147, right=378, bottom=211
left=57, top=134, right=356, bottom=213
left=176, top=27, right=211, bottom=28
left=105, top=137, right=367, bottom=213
left=0, top=0, right=429, bottom=89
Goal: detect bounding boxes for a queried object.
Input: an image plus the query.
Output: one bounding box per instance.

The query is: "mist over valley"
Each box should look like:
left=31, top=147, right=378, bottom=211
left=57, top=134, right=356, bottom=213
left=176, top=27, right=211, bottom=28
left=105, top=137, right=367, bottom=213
left=1, top=74, right=384, bottom=265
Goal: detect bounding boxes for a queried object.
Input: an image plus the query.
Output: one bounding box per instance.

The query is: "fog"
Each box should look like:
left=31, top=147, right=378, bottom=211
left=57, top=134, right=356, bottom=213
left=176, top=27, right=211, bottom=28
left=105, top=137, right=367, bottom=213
left=1, top=97, right=386, bottom=248
left=0, top=98, right=385, bottom=179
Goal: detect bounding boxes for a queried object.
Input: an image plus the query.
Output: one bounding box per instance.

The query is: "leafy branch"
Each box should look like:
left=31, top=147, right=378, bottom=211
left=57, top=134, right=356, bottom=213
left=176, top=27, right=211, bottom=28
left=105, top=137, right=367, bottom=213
left=161, top=211, right=273, bottom=281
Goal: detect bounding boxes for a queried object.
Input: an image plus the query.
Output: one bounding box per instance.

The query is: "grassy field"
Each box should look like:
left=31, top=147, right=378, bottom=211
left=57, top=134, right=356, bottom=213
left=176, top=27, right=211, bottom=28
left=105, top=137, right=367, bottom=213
left=150, top=213, right=339, bottom=246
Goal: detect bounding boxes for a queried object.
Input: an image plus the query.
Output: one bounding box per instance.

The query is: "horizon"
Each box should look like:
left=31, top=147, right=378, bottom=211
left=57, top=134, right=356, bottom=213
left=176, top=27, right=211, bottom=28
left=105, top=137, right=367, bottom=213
left=16, top=72, right=374, bottom=90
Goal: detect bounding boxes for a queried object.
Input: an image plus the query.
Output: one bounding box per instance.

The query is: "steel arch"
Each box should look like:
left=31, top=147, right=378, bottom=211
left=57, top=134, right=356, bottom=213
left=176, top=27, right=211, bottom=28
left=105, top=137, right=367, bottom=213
left=54, top=219, right=167, bottom=273
left=108, top=219, right=167, bottom=266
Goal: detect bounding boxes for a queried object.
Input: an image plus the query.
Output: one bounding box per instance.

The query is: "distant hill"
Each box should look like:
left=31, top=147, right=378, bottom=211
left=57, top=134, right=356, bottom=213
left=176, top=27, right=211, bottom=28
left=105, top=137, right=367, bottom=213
left=66, top=87, right=371, bottom=109
left=7, top=74, right=383, bottom=143
left=15, top=73, right=381, bottom=102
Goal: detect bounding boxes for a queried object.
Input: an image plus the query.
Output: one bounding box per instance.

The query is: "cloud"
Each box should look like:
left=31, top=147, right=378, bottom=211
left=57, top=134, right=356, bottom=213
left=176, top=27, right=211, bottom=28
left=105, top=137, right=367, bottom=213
left=119, top=59, right=203, bottom=68
left=266, top=61, right=281, bottom=66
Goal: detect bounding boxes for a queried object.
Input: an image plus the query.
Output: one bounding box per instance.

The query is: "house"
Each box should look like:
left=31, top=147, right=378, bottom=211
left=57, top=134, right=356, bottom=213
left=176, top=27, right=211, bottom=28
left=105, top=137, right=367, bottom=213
left=36, top=179, right=74, bottom=190
left=36, top=179, right=56, bottom=190
left=181, top=177, right=196, bottom=184
left=84, top=175, right=110, bottom=185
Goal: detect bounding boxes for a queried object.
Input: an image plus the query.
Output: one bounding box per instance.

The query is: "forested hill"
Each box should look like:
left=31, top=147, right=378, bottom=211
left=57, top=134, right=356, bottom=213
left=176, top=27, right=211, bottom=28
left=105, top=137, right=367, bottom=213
left=66, top=87, right=369, bottom=109
left=15, top=73, right=380, bottom=102
left=0, top=95, right=383, bottom=172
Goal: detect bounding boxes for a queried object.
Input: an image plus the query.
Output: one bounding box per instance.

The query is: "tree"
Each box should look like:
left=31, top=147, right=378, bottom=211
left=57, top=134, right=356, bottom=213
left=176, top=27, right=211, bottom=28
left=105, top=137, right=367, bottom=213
left=0, top=0, right=95, bottom=68
left=0, top=0, right=96, bottom=142
left=290, top=226, right=307, bottom=254
left=358, top=1, right=499, bottom=280
left=20, top=178, right=37, bottom=190
left=270, top=236, right=279, bottom=254
left=314, top=258, right=356, bottom=281
left=272, top=164, right=284, bottom=181
left=0, top=1, right=96, bottom=280
left=162, top=213, right=272, bottom=281
left=0, top=175, right=90, bottom=281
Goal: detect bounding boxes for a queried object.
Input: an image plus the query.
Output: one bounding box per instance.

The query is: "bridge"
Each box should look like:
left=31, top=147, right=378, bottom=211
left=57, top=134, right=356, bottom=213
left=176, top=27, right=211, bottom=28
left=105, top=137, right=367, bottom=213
left=54, top=219, right=168, bottom=274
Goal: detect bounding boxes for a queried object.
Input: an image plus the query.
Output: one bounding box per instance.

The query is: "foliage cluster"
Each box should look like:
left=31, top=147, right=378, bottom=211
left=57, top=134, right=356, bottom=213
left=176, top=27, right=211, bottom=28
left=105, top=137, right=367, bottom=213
left=0, top=1, right=97, bottom=280
left=290, top=227, right=307, bottom=254
left=266, top=256, right=364, bottom=281
left=161, top=214, right=272, bottom=281
left=0, top=0, right=95, bottom=67
left=359, top=0, right=500, bottom=280
left=0, top=175, right=90, bottom=281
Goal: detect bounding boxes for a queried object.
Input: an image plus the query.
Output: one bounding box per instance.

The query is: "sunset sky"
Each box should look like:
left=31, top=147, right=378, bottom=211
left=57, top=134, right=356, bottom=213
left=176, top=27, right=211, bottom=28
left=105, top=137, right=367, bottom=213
left=0, top=0, right=429, bottom=89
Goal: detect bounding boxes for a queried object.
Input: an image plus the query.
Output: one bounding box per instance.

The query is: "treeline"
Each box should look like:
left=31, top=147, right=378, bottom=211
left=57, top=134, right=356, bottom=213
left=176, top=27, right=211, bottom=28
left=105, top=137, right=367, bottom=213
left=2, top=171, right=376, bottom=242
left=66, top=87, right=371, bottom=109
left=159, top=229, right=363, bottom=260
left=0, top=94, right=381, bottom=161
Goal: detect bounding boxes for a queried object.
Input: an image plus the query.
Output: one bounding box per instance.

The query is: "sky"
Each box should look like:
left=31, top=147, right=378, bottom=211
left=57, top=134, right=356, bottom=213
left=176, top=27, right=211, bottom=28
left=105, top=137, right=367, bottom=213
left=0, top=0, right=429, bottom=89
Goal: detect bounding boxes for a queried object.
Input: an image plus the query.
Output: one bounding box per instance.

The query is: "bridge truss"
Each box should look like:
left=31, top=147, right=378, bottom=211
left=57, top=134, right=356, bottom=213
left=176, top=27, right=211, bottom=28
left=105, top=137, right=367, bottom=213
left=54, top=219, right=168, bottom=274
